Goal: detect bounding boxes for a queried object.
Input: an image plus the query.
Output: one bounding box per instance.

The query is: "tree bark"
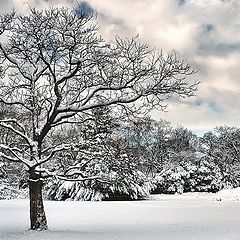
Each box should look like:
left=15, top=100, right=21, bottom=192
left=28, top=171, right=48, bottom=230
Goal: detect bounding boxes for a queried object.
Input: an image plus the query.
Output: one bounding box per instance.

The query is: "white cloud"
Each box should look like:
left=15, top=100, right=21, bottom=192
left=0, top=0, right=75, bottom=13
left=1, top=0, right=240, bottom=134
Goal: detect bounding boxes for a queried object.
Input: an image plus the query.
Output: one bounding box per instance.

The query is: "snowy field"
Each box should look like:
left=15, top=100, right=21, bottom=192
left=1, top=191, right=240, bottom=240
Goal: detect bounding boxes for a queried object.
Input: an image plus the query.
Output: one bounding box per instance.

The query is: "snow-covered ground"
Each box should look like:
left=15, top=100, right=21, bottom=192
left=212, top=187, right=240, bottom=201
left=1, top=192, right=240, bottom=240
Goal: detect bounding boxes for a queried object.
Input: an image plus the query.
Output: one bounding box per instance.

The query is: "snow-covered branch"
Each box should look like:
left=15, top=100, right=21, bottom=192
left=0, top=144, right=32, bottom=167
left=33, top=144, right=74, bottom=168
left=0, top=119, right=26, bottom=133
left=0, top=121, right=31, bottom=146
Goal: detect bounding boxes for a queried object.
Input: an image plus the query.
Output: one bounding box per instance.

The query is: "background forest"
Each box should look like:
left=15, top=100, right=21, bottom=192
left=1, top=104, right=240, bottom=201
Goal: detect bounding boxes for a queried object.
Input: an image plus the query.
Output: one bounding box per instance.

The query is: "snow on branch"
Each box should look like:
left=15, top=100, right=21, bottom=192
left=0, top=119, right=26, bottom=133
left=0, top=121, right=31, bottom=146
left=57, top=175, right=100, bottom=182
left=34, top=167, right=104, bottom=183
left=0, top=144, right=32, bottom=167
left=0, top=10, right=15, bottom=35
left=33, top=144, right=74, bottom=168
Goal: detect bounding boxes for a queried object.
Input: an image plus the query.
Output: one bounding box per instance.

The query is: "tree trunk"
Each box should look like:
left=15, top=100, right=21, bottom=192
left=28, top=172, right=48, bottom=230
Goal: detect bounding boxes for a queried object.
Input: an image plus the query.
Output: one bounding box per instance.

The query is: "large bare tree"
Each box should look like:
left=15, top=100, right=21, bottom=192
left=0, top=7, right=198, bottom=230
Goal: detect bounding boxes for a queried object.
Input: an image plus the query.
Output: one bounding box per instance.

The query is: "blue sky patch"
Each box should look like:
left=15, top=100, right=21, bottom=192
left=177, top=0, right=186, bottom=6
left=76, top=1, right=94, bottom=18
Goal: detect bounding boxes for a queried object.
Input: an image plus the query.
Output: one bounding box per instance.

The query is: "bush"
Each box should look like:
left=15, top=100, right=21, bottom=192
left=154, top=157, right=223, bottom=194
left=46, top=170, right=155, bottom=201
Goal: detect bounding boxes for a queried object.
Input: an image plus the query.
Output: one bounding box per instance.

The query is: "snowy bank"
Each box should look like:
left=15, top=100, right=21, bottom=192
left=212, top=187, right=240, bottom=201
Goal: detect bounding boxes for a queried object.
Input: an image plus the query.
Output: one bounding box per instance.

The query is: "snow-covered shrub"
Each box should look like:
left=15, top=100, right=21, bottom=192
left=0, top=161, right=28, bottom=199
left=45, top=107, right=157, bottom=201
left=45, top=136, right=155, bottom=201
left=219, top=165, right=240, bottom=189
left=154, top=166, right=188, bottom=194
left=102, top=171, right=155, bottom=200
left=154, top=156, right=223, bottom=194
left=46, top=170, right=155, bottom=201
left=0, top=179, right=22, bottom=199
left=46, top=181, right=105, bottom=201
left=200, top=126, right=240, bottom=188
left=0, top=172, right=27, bottom=200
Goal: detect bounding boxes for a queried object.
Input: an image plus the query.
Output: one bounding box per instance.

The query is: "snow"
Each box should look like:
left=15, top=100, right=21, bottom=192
left=1, top=192, right=240, bottom=240
left=212, top=187, right=240, bottom=201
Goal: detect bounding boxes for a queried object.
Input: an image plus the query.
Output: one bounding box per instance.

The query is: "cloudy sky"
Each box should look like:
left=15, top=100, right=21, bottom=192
left=1, top=0, right=240, bottom=135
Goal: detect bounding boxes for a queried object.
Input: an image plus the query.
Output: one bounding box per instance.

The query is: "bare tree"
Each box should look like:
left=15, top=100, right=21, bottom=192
left=0, top=7, right=198, bottom=230
left=122, top=117, right=171, bottom=176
